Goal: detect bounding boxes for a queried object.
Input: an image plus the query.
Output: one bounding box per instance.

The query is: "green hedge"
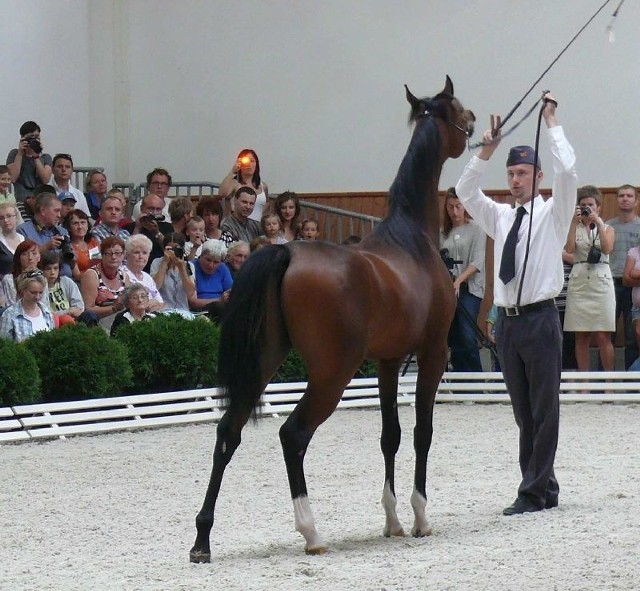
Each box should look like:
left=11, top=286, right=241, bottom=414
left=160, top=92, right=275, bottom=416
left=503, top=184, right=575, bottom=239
left=2, top=315, right=378, bottom=406
left=272, top=349, right=377, bottom=382
left=24, top=323, right=132, bottom=402
left=112, top=314, right=220, bottom=394
left=0, top=339, right=41, bottom=406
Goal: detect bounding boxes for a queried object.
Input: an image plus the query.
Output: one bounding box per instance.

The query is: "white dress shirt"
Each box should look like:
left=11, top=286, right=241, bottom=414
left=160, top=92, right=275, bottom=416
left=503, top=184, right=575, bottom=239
left=455, top=125, right=577, bottom=307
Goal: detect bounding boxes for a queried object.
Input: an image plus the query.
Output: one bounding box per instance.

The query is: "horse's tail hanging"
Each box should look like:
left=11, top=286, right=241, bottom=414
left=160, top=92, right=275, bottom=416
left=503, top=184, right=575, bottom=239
left=217, top=245, right=292, bottom=418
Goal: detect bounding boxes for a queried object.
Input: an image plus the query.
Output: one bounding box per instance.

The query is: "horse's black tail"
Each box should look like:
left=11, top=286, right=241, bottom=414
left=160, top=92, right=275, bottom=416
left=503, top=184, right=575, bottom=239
left=218, top=245, right=292, bottom=419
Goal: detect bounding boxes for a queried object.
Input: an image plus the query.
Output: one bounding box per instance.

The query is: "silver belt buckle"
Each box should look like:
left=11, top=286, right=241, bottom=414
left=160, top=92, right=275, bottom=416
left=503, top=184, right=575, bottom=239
left=505, top=306, right=520, bottom=317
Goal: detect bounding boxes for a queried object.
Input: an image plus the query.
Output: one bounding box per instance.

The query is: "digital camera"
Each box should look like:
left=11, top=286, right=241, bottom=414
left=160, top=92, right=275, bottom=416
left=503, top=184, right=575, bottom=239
left=25, top=136, right=43, bottom=155
left=580, top=206, right=592, bottom=217
left=53, top=227, right=75, bottom=261
left=173, top=245, right=185, bottom=259
left=141, top=213, right=165, bottom=223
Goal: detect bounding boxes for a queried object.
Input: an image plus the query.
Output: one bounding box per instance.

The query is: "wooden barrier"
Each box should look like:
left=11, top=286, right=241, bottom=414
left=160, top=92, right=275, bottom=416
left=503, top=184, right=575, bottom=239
left=2, top=372, right=639, bottom=443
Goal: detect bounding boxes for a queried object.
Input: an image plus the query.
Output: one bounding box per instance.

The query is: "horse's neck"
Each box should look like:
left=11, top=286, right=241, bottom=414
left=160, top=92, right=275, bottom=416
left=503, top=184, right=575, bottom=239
left=422, top=176, right=442, bottom=243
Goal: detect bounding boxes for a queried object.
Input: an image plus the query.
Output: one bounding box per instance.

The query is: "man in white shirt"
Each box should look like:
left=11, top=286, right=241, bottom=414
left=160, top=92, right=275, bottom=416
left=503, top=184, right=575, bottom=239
left=455, top=93, right=577, bottom=516
left=50, top=154, right=91, bottom=217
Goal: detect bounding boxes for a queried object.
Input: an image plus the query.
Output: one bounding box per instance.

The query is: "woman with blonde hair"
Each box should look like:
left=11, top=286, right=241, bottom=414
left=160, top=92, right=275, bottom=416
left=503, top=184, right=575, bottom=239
left=0, top=271, right=54, bottom=341
left=0, top=201, right=24, bottom=277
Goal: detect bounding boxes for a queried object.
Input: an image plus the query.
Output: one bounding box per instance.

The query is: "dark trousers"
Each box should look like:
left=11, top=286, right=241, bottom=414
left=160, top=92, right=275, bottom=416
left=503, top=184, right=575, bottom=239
left=558, top=309, right=577, bottom=370
left=495, top=305, right=561, bottom=506
left=614, top=281, right=637, bottom=369
left=448, top=289, right=483, bottom=372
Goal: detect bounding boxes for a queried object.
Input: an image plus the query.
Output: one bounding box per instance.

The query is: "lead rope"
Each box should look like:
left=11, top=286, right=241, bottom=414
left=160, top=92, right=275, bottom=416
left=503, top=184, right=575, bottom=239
left=515, top=98, right=548, bottom=307
left=469, top=0, right=617, bottom=151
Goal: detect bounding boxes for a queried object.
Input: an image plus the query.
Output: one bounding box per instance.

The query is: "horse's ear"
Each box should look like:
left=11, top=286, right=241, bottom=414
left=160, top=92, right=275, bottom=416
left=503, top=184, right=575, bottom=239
left=405, top=84, right=420, bottom=109
left=443, top=75, right=454, bottom=96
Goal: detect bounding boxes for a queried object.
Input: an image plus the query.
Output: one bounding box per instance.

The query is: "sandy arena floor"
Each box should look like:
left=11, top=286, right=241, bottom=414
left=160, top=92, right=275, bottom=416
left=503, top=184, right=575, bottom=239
left=1, top=402, right=638, bottom=591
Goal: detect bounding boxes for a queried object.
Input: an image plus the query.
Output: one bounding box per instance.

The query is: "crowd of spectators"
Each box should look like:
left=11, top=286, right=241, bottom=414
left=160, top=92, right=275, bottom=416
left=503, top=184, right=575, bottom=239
left=2, top=119, right=640, bottom=376
left=0, top=122, right=322, bottom=343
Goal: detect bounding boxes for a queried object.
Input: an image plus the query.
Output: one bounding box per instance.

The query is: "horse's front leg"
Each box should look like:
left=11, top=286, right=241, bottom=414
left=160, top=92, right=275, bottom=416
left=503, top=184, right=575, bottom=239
left=378, top=358, right=405, bottom=537
left=411, top=350, right=447, bottom=537
left=190, top=411, right=248, bottom=563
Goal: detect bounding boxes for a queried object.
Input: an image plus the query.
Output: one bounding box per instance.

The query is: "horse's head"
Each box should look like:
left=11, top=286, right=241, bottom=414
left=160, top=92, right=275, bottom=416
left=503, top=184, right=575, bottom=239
left=405, top=76, right=475, bottom=159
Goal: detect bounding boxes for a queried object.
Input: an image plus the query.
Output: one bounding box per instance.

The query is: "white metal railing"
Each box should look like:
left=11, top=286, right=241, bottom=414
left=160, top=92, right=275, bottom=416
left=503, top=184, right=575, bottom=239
left=2, top=372, right=639, bottom=443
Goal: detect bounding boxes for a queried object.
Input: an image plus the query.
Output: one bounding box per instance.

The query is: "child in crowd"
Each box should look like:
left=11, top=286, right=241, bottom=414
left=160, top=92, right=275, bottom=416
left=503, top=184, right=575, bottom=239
left=0, top=165, right=15, bottom=204
left=299, top=218, right=320, bottom=241
left=250, top=236, right=271, bottom=252
left=185, top=216, right=206, bottom=260
left=260, top=212, right=287, bottom=244
left=41, top=251, right=98, bottom=326
left=59, top=193, right=77, bottom=221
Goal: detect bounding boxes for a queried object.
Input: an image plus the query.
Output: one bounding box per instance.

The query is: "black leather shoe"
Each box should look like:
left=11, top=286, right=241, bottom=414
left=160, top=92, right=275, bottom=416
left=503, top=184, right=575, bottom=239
left=545, top=495, right=559, bottom=509
left=502, top=496, right=544, bottom=516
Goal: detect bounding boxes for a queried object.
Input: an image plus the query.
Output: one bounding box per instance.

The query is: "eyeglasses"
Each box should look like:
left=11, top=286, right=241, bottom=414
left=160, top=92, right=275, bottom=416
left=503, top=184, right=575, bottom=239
left=0, top=214, right=17, bottom=221
left=130, top=294, right=149, bottom=301
left=103, top=250, right=124, bottom=257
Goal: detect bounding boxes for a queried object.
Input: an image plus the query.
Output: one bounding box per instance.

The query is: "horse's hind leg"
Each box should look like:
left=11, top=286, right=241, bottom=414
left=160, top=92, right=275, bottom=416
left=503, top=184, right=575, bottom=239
left=279, top=372, right=354, bottom=554
left=190, top=409, right=250, bottom=563
left=378, top=358, right=405, bottom=537
left=411, top=349, right=447, bottom=537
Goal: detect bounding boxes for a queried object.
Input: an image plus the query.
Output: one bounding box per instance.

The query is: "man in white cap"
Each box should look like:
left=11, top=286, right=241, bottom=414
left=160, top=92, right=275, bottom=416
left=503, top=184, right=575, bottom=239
left=455, top=93, right=577, bottom=515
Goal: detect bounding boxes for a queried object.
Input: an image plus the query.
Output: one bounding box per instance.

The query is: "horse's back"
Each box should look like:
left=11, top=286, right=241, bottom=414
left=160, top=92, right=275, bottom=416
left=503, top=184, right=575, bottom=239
left=280, top=241, right=454, bottom=360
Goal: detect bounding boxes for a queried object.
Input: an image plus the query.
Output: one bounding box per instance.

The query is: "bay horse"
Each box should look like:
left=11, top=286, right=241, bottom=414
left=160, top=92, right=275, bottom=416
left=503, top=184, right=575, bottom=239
left=190, top=76, right=475, bottom=562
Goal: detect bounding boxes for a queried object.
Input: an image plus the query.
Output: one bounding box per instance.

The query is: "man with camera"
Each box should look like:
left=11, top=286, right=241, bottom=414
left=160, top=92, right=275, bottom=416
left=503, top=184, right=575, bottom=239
left=456, top=93, right=577, bottom=516
left=125, top=193, right=172, bottom=272
left=6, top=121, right=53, bottom=203
left=17, top=185, right=75, bottom=278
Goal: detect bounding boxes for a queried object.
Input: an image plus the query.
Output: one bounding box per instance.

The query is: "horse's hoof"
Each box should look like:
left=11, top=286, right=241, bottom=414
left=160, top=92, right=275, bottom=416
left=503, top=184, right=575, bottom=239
left=383, top=526, right=406, bottom=538
left=411, top=525, right=432, bottom=538
left=189, top=549, right=211, bottom=563
left=305, top=545, right=328, bottom=555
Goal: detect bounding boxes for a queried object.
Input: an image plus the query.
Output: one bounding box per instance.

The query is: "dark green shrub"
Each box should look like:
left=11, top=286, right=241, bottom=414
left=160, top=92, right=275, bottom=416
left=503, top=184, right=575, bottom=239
left=113, top=314, right=220, bottom=393
left=271, top=350, right=378, bottom=382
left=0, top=339, right=42, bottom=406
left=354, top=359, right=378, bottom=378
left=271, top=349, right=308, bottom=383
left=25, top=323, right=132, bottom=402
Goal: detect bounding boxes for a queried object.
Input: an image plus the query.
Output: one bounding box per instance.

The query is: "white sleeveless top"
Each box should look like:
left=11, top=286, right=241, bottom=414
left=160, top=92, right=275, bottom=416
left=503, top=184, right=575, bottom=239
left=248, top=189, right=267, bottom=221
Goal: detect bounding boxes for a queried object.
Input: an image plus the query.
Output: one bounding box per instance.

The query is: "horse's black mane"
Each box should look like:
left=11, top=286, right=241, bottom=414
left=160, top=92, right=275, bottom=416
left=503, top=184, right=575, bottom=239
left=369, top=95, right=451, bottom=260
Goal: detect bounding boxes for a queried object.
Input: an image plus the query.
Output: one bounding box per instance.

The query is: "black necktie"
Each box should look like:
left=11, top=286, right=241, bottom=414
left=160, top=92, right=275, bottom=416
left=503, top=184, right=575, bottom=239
left=499, top=206, right=527, bottom=284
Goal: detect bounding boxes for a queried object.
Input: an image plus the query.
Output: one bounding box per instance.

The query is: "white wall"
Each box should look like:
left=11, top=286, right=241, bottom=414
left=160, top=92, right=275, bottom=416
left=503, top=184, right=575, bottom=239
left=3, top=1, right=640, bottom=193
left=1, top=0, right=90, bottom=182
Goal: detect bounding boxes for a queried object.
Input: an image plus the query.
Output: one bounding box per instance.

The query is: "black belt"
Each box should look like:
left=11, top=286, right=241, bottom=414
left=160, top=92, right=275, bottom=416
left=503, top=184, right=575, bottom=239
left=499, top=298, right=556, bottom=318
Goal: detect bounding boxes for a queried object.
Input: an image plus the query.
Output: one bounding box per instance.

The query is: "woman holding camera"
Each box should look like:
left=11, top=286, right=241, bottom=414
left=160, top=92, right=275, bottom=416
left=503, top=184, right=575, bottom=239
left=150, top=233, right=195, bottom=315
left=219, top=149, right=269, bottom=222
left=439, top=187, right=486, bottom=372
left=564, top=185, right=615, bottom=371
